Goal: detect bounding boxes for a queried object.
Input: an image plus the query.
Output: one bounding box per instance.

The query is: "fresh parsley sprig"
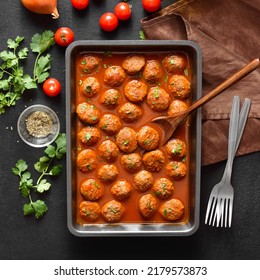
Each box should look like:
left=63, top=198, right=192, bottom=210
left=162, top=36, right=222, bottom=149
left=0, top=31, right=55, bottom=114
left=12, top=133, right=66, bottom=219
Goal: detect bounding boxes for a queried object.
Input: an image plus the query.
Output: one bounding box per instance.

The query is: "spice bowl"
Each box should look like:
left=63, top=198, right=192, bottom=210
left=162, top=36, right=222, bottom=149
left=17, top=104, right=60, bottom=148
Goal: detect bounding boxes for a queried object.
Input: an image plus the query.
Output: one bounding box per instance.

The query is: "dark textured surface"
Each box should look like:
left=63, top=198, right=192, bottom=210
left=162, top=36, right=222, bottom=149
left=0, top=1, right=259, bottom=260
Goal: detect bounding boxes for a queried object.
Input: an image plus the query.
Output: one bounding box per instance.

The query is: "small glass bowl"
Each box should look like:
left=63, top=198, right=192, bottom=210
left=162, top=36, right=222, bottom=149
left=17, top=104, right=60, bottom=148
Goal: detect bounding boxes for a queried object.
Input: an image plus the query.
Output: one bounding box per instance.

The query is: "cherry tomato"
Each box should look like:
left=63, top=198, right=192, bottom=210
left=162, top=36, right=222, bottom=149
left=99, top=13, right=119, bottom=32
left=54, top=27, right=75, bottom=47
left=142, top=0, right=161, bottom=13
left=43, top=78, right=61, bottom=97
left=71, top=0, right=89, bottom=10
left=114, top=2, right=132, bottom=21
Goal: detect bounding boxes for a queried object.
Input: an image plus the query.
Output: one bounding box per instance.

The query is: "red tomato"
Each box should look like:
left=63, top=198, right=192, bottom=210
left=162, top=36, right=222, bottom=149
left=54, top=27, right=75, bottom=47
left=99, top=13, right=119, bottom=32
left=71, top=0, right=89, bottom=9
left=142, top=0, right=161, bottom=13
left=114, top=2, right=132, bottom=21
left=43, top=78, right=61, bottom=97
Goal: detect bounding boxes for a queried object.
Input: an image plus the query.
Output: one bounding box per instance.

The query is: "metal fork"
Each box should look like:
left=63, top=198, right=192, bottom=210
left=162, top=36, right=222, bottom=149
left=205, top=96, right=251, bottom=227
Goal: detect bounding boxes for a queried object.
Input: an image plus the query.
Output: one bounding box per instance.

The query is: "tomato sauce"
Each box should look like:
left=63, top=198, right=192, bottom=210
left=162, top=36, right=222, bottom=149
left=74, top=51, right=192, bottom=225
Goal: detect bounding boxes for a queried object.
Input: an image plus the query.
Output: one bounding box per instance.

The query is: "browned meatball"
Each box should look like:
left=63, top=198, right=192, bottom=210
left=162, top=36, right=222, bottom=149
left=124, top=80, right=148, bottom=102
left=101, top=200, right=126, bottom=222
left=136, top=126, right=160, bottom=151
left=122, top=55, right=146, bottom=75
left=165, top=139, right=187, bottom=160
left=80, top=179, right=104, bottom=201
left=166, top=161, right=187, bottom=180
left=99, top=114, right=122, bottom=135
left=111, top=180, right=132, bottom=201
left=80, top=77, right=101, bottom=98
left=120, top=153, right=142, bottom=173
left=99, top=89, right=121, bottom=108
left=167, top=100, right=188, bottom=116
left=118, top=102, right=142, bottom=123
left=116, top=127, right=138, bottom=153
left=168, top=75, right=191, bottom=99
left=162, top=53, right=187, bottom=74
left=146, top=86, right=170, bottom=112
left=79, top=55, right=100, bottom=74
left=159, top=198, right=184, bottom=221
left=97, top=164, right=119, bottom=183
left=78, top=126, right=101, bottom=146
left=76, top=103, right=101, bottom=124
left=138, top=194, right=158, bottom=218
left=142, top=60, right=164, bottom=84
left=98, top=139, right=119, bottom=163
left=143, top=149, right=165, bottom=172
left=133, top=170, right=154, bottom=192
left=79, top=201, right=101, bottom=222
left=104, top=65, right=126, bottom=87
left=152, top=178, right=175, bottom=200
left=77, top=149, right=98, bottom=173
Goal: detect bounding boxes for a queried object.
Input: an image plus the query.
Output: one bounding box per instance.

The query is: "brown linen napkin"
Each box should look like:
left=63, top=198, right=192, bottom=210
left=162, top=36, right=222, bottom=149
left=141, top=0, right=260, bottom=165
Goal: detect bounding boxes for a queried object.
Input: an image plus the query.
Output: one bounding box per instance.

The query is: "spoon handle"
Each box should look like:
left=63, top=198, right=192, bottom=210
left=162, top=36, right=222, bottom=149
left=187, top=58, right=259, bottom=114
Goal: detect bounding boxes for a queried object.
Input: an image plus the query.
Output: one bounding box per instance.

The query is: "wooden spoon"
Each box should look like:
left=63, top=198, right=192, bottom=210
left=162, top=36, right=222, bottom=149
left=152, top=58, right=260, bottom=146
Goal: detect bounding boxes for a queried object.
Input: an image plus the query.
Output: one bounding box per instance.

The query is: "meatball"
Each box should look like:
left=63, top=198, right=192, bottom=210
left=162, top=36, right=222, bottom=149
left=76, top=103, right=101, bottom=124
left=152, top=178, right=175, bottom=200
left=122, top=54, right=146, bottom=75
left=162, top=53, right=187, bottom=74
left=97, top=139, right=119, bottom=163
left=138, top=194, right=158, bottom=218
left=124, top=80, right=148, bottom=102
left=167, top=100, right=188, bottom=116
left=79, top=55, right=100, bottom=74
left=159, top=198, right=185, bottom=221
left=118, top=102, right=142, bottom=123
left=136, top=125, right=160, bottom=151
left=97, top=164, right=119, bottom=183
left=142, top=60, right=164, bottom=84
left=101, top=200, right=126, bottom=222
left=133, top=170, right=154, bottom=192
left=78, top=126, right=101, bottom=146
left=80, top=77, right=101, bottom=98
left=143, top=149, right=165, bottom=172
left=111, top=180, right=132, bottom=201
left=77, top=149, right=98, bottom=173
left=104, top=65, right=126, bottom=87
left=165, top=139, right=187, bottom=160
left=79, top=201, right=101, bottom=222
left=80, top=179, right=104, bottom=201
left=99, top=88, right=121, bottom=108
left=168, top=75, right=191, bottom=99
left=120, top=153, right=142, bottom=173
left=146, top=86, right=170, bottom=112
left=166, top=161, right=187, bottom=180
left=99, top=114, right=122, bottom=135
left=116, top=127, right=138, bottom=153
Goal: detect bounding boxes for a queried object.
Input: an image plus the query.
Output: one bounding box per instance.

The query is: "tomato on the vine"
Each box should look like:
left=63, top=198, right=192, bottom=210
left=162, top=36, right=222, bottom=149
left=100, top=13, right=119, bottom=32
left=43, top=78, right=61, bottom=97
left=54, top=27, right=75, bottom=47
left=114, top=2, right=132, bottom=21
left=71, top=0, right=89, bottom=10
left=142, top=0, right=161, bottom=13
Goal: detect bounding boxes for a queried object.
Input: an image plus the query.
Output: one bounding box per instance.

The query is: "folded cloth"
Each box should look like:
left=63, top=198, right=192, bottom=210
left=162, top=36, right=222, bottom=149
left=141, top=0, right=260, bottom=165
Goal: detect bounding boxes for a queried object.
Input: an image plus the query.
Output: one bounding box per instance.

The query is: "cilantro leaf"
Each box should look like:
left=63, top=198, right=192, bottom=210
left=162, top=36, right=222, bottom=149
left=34, top=54, right=52, bottom=83
left=30, top=31, right=55, bottom=54
left=36, top=179, right=51, bottom=193
left=50, top=164, right=63, bottom=176
left=23, top=200, right=48, bottom=218
left=55, top=133, right=67, bottom=159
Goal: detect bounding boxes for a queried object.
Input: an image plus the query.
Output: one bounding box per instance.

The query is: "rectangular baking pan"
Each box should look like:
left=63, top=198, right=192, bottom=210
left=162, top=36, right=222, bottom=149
left=65, top=40, right=202, bottom=236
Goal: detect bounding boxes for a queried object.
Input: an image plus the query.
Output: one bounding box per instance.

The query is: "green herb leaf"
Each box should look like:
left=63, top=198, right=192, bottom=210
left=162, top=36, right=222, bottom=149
left=30, top=31, right=55, bottom=54
left=36, top=179, right=51, bottom=193
left=34, top=54, right=51, bottom=83
left=50, top=164, right=63, bottom=176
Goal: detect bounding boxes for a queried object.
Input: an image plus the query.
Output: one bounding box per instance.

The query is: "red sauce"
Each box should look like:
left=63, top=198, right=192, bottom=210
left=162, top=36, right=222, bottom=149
left=74, top=51, right=192, bottom=225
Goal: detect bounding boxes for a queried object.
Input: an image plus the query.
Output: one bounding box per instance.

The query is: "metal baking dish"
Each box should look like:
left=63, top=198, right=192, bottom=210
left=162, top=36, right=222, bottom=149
left=65, top=40, right=202, bottom=236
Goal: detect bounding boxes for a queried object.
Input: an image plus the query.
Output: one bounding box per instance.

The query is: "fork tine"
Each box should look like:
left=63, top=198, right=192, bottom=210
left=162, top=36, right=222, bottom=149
left=224, top=199, right=228, bottom=227
left=208, top=196, right=218, bottom=226
left=205, top=196, right=214, bottom=224
left=228, top=198, right=233, bottom=227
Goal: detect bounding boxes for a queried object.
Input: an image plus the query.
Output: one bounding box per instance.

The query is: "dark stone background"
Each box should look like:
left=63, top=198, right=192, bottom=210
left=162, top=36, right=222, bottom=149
left=0, top=0, right=259, bottom=260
